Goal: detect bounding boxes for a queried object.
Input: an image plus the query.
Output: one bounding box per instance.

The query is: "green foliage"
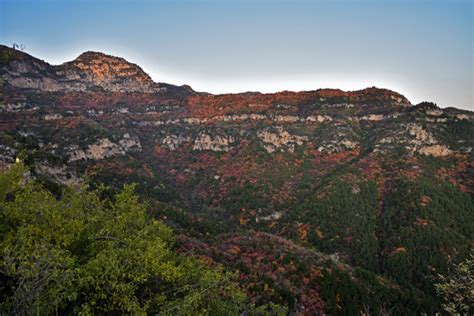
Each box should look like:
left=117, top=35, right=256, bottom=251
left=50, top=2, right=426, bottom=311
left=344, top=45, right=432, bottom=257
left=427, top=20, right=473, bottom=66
left=435, top=254, right=474, bottom=315
left=443, top=119, right=474, bottom=150
left=91, top=164, right=183, bottom=205
left=222, top=183, right=268, bottom=214
left=319, top=267, right=425, bottom=316
left=0, top=163, right=247, bottom=315
left=297, top=176, right=474, bottom=314
left=305, top=180, right=380, bottom=270
left=379, top=178, right=473, bottom=290
left=0, top=50, right=14, bottom=66
left=415, top=101, right=438, bottom=109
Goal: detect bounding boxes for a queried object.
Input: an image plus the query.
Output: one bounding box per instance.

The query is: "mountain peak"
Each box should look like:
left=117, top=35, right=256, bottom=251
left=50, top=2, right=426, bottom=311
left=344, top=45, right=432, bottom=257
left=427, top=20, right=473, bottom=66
left=0, top=45, right=164, bottom=93
left=71, top=50, right=139, bottom=70
left=58, top=51, right=158, bottom=93
left=354, top=87, right=411, bottom=104
left=76, top=50, right=120, bottom=59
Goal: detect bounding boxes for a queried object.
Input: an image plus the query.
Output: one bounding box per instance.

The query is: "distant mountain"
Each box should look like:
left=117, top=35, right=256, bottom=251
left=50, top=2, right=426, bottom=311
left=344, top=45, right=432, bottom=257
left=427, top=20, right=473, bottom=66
left=1, top=45, right=473, bottom=314
left=0, top=45, right=194, bottom=94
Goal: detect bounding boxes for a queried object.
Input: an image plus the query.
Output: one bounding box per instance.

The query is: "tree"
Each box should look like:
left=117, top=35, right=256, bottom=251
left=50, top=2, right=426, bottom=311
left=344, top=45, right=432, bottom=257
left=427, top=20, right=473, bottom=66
left=435, top=255, right=474, bottom=315
left=11, top=43, right=25, bottom=51
left=0, top=163, right=247, bottom=315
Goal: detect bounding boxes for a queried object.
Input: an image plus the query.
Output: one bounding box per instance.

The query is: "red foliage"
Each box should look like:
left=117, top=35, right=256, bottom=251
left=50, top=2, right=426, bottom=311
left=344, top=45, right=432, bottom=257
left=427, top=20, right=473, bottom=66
left=176, top=232, right=326, bottom=314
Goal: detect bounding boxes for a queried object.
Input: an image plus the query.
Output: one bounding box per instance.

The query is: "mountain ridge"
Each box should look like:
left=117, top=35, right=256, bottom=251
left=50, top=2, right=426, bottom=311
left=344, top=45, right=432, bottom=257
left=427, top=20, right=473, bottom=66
left=0, top=45, right=473, bottom=314
left=2, top=44, right=473, bottom=114
left=0, top=45, right=191, bottom=94
left=1, top=44, right=415, bottom=106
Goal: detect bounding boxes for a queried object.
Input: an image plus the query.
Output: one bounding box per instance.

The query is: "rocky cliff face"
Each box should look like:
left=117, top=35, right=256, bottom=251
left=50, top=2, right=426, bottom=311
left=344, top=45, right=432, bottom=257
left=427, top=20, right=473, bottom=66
left=57, top=51, right=160, bottom=93
left=0, top=45, right=171, bottom=93
left=0, top=46, right=472, bottom=196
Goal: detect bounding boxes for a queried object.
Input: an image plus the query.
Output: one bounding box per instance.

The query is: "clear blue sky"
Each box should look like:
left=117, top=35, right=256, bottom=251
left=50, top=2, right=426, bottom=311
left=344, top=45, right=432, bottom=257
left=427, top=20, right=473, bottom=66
left=1, top=0, right=472, bottom=109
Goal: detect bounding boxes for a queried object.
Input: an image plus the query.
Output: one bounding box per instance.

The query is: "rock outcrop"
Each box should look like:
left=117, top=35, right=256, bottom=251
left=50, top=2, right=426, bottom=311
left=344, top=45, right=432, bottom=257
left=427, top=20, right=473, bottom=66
left=119, top=133, right=142, bottom=152
left=258, top=127, right=308, bottom=153
left=162, top=135, right=191, bottom=150
left=0, top=45, right=190, bottom=94
left=193, top=133, right=236, bottom=152
left=68, top=138, right=125, bottom=162
left=57, top=51, right=160, bottom=93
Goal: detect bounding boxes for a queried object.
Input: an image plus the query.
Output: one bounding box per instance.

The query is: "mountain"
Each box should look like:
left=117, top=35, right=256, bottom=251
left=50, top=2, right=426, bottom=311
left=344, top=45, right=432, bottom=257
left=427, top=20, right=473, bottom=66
left=0, top=45, right=473, bottom=314
left=0, top=45, right=195, bottom=94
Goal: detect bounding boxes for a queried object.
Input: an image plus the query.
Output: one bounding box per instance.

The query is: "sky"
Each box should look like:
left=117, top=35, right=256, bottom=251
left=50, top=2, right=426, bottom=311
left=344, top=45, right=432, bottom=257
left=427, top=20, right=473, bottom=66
left=0, top=0, right=473, bottom=110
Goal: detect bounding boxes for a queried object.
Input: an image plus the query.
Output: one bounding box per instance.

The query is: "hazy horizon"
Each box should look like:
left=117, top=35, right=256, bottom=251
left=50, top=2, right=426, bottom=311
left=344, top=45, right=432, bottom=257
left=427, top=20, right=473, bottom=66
left=1, top=0, right=472, bottom=110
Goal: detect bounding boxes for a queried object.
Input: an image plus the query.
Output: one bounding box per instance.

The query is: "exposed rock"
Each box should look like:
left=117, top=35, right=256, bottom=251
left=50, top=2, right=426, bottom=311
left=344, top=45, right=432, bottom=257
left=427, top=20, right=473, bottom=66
left=231, top=114, right=249, bottom=121
left=87, top=109, right=104, bottom=117
left=314, top=125, right=360, bottom=153
left=375, top=123, right=454, bottom=156
left=153, top=120, right=165, bottom=126
left=317, top=140, right=358, bottom=154
left=0, top=145, right=17, bottom=169
left=183, top=117, right=204, bottom=124
left=390, top=95, right=405, bottom=103
left=44, top=114, right=63, bottom=121
left=258, top=127, right=307, bottom=153
left=68, top=138, right=125, bottom=162
left=119, top=133, right=142, bottom=152
left=256, top=211, right=283, bottom=222
left=306, top=115, right=332, bottom=123
left=456, top=114, right=470, bottom=120
left=426, top=109, right=443, bottom=116
left=275, top=104, right=293, bottom=109
left=407, top=123, right=437, bottom=145
left=193, top=133, right=235, bottom=152
left=351, top=185, right=361, bottom=194
left=35, top=163, right=82, bottom=186
left=425, top=117, right=447, bottom=123
left=0, top=46, right=180, bottom=93
left=361, top=114, right=385, bottom=121
left=116, top=107, right=129, bottom=114
left=165, top=119, right=181, bottom=125
left=162, top=135, right=191, bottom=150
left=274, top=115, right=300, bottom=123
left=250, top=114, right=267, bottom=120
left=2, top=103, right=26, bottom=112
left=340, top=139, right=358, bottom=149
left=58, top=51, right=161, bottom=93
left=388, top=112, right=402, bottom=119
left=418, top=145, right=452, bottom=157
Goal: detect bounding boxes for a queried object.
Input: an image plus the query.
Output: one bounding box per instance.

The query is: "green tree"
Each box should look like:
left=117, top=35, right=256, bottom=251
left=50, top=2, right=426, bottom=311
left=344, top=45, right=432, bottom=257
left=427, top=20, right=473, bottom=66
left=435, top=255, right=474, bottom=315
left=0, top=163, right=246, bottom=315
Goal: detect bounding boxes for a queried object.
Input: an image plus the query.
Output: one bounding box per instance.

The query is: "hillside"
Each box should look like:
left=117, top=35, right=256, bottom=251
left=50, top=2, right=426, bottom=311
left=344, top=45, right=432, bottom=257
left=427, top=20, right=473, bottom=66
left=0, top=45, right=473, bottom=314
